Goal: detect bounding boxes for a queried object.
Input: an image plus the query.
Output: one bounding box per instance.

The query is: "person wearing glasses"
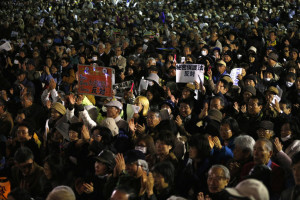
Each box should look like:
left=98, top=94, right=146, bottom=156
left=10, top=147, right=44, bottom=198
left=198, top=165, right=231, bottom=200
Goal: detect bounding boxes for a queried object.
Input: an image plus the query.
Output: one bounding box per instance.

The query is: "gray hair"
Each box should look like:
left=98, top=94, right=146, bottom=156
left=147, top=57, right=156, bottom=65
left=256, top=138, right=273, bottom=152
left=234, top=135, right=255, bottom=155
left=98, top=42, right=105, bottom=49
left=209, top=165, right=230, bottom=180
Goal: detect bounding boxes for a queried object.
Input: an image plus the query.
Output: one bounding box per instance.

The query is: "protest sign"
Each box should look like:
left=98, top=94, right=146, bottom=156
left=0, top=42, right=12, bottom=51
left=176, top=64, right=205, bottom=83
left=78, top=65, right=114, bottom=97
left=229, top=68, right=243, bottom=86
left=113, top=80, right=134, bottom=97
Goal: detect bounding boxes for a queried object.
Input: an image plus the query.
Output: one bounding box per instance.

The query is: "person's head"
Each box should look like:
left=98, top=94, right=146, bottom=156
left=155, top=131, right=175, bottom=157
left=105, top=100, right=123, bottom=119
left=225, top=179, right=269, bottom=200
left=147, top=109, right=161, bottom=128
left=279, top=99, right=292, bottom=115
left=216, top=79, right=230, bottom=94
left=125, top=150, right=148, bottom=178
left=182, top=84, right=194, bottom=99
left=264, top=86, right=278, bottom=104
left=100, top=118, right=119, bottom=137
left=135, top=134, right=156, bottom=156
left=98, top=43, right=105, bottom=54
left=256, top=121, right=274, bottom=139
left=43, top=154, right=64, bottom=180
left=14, top=147, right=34, bottom=176
left=183, top=45, right=192, bottom=56
left=17, top=70, right=27, bottom=82
left=115, top=46, right=123, bottom=57
left=160, top=100, right=175, bottom=115
left=280, top=119, right=300, bottom=141
left=285, top=72, right=296, bottom=88
left=178, top=99, right=194, bottom=118
left=210, top=96, right=225, bottom=111
left=46, top=186, right=75, bottom=200
left=110, top=184, right=138, bottom=200
left=244, top=75, right=257, bottom=87
left=242, top=86, right=256, bottom=103
left=216, top=60, right=226, bottom=74
left=267, top=52, right=278, bottom=66
left=61, top=57, right=70, bottom=68
left=269, top=31, right=276, bottom=41
left=207, top=165, right=230, bottom=193
left=91, top=126, right=113, bottom=144
left=233, top=135, right=255, bottom=162
left=220, top=117, right=240, bottom=141
left=253, top=139, right=273, bottom=165
left=292, top=152, right=300, bottom=185
left=20, top=93, right=34, bottom=108
left=188, top=134, right=211, bottom=160
left=134, top=96, right=150, bottom=117
left=152, top=161, right=175, bottom=191
left=68, top=122, right=83, bottom=142
left=94, top=150, right=116, bottom=176
left=247, top=96, right=263, bottom=115
left=50, top=102, right=66, bottom=121
left=16, top=122, right=33, bottom=143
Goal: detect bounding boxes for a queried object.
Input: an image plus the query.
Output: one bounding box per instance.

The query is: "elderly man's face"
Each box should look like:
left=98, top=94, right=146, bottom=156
left=253, top=140, right=272, bottom=165
left=147, top=112, right=161, bottom=128
left=207, top=167, right=229, bottom=193
left=106, top=106, right=120, bottom=119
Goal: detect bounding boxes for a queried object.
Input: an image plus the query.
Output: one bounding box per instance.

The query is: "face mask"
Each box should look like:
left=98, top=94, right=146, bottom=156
left=281, top=134, right=292, bottom=142
left=201, top=50, right=208, bottom=56
left=47, top=39, right=52, bottom=44
left=264, top=78, right=271, bottom=82
left=286, top=81, right=294, bottom=88
left=148, top=81, right=154, bottom=86
left=135, top=146, right=147, bottom=154
left=237, top=54, right=242, bottom=59
left=144, top=39, right=149, bottom=43
left=102, top=106, right=107, bottom=112
left=92, top=56, right=97, bottom=61
left=162, top=41, right=167, bottom=44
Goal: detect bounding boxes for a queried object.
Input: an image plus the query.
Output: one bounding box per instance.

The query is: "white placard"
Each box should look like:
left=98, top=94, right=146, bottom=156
left=0, top=41, right=12, bottom=51
left=126, top=104, right=140, bottom=121
left=230, top=68, right=243, bottom=86
left=176, top=64, right=205, bottom=83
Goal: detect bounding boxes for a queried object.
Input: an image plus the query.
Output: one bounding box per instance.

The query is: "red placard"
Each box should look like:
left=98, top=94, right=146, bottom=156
left=78, top=65, right=114, bottom=97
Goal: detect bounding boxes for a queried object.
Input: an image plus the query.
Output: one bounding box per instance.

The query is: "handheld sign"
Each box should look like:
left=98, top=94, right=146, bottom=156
left=176, top=64, right=205, bottom=83
left=78, top=65, right=114, bottom=97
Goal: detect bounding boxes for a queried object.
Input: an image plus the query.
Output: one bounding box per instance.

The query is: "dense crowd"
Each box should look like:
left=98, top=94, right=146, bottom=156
left=0, top=0, right=300, bottom=199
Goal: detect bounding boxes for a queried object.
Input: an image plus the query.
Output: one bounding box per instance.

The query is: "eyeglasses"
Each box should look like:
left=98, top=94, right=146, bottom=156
left=207, top=175, right=226, bottom=181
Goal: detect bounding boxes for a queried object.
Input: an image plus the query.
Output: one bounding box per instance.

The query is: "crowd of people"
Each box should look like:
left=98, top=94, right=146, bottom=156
left=0, top=0, right=300, bottom=199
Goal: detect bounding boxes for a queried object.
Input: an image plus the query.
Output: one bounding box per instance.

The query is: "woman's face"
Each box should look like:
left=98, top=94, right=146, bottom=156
left=189, top=146, right=198, bottom=160
left=281, top=123, right=292, bottom=138
left=220, top=123, right=233, bottom=140
left=155, top=140, right=172, bottom=156
left=50, top=109, right=61, bottom=121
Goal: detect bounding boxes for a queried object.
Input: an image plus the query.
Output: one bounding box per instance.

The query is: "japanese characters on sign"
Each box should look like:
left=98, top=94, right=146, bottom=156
left=176, top=64, right=205, bottom=83
left=78, top=65, right=115, bottom=97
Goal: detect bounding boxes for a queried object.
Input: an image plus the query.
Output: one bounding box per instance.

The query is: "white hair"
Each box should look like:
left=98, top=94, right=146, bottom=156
left=234, top=135, right=255, bottom=155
